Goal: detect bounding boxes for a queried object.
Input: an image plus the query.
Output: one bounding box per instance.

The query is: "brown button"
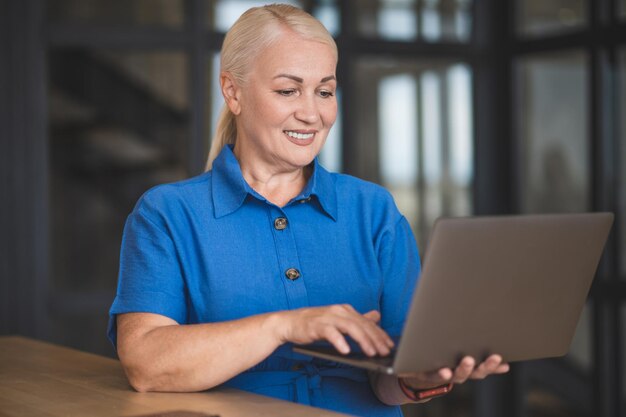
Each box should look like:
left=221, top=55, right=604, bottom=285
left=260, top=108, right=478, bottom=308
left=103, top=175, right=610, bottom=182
left=291, top=363, right=304, bottom=371
left=285, top=268, right=300, bottom=281
left=274, top=217, right=288, bottom=230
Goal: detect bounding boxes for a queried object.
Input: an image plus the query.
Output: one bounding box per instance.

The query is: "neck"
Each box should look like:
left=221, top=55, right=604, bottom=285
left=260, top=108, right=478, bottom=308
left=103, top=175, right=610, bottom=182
left=233, top=145, right=313, bottom=207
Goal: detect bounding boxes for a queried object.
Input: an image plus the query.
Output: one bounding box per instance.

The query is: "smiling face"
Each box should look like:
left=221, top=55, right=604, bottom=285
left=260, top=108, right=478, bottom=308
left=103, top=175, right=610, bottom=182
left=224, top=30, right=338, bottom=174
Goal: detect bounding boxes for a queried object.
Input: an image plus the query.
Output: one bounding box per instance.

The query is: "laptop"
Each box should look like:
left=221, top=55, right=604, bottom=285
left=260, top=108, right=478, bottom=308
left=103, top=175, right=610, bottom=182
left=293, top=213, right=614, bottom=375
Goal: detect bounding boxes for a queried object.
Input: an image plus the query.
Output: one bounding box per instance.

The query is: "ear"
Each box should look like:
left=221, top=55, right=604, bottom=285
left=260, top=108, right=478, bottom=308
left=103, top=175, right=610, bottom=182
left=221, top=72, right=242, bottom=116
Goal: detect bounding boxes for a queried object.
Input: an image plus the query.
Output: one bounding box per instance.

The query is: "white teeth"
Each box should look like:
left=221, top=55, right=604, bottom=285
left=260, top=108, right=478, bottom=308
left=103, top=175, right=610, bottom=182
left=285, top=131, right=314, bottom=140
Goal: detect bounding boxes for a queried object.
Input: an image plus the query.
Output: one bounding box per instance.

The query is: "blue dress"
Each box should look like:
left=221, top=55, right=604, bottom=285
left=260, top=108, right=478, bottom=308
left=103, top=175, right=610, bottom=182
left=108, top=145, right=421, bottom=416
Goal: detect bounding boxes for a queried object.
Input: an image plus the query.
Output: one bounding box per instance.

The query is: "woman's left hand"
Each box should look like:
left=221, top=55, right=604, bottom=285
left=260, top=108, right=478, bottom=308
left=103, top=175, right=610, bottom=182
left=400, top=354, right=510, bottom=390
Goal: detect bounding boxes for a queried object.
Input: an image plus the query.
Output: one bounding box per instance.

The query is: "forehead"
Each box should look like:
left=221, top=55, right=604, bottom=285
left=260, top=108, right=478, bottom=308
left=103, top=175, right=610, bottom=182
left=252, top=32, right=337, bottom=79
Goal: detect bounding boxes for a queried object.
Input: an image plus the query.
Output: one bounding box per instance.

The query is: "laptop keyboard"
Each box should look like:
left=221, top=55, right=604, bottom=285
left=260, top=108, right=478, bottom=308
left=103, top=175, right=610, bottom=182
left=304, top=344, right=397, bottom=367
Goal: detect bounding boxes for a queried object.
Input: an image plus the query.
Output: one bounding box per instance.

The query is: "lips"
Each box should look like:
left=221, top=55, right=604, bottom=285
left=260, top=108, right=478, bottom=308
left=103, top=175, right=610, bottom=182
left=284, top=130, right=314, bottom=140
left=284, top=130, right=316, bottom=146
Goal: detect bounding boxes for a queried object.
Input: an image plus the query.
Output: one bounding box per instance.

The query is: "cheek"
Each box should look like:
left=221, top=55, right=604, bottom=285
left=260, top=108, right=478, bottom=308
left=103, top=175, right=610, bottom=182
left=322, top=101, right=338, bottom=126
left=254, top=97, right=290, bottom=126
left=247, top=93, right=267, bottom=114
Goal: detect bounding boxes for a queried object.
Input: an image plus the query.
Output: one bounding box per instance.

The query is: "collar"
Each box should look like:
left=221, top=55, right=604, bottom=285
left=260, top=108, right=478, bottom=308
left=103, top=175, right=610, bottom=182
left=211, top=145, right=337, bottom=221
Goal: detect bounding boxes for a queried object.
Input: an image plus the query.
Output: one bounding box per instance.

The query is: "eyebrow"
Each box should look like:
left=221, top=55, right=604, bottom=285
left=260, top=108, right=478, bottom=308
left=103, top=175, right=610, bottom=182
left=273, top=74, right=336, bottom=83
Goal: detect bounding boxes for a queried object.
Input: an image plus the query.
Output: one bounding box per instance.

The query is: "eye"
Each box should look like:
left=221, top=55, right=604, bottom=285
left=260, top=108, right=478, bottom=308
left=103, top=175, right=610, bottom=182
left=276, top=89, right=297, bottom=97
left=318, top=90, right=335, bottom=98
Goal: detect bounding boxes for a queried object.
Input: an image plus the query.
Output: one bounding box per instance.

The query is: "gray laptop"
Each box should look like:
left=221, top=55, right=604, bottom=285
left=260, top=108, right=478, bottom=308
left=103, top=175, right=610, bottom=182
left=293, top=213, right=614, bottom=375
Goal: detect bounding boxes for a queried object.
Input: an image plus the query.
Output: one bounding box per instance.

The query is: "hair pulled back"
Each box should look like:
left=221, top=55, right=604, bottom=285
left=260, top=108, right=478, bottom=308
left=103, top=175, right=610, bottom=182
left=205, top=4, right=337, bottom=170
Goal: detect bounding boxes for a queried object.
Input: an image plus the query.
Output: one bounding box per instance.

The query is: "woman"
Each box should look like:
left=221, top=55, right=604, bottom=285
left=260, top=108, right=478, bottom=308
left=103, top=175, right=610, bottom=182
left=108, top=4, right=509, bottom=416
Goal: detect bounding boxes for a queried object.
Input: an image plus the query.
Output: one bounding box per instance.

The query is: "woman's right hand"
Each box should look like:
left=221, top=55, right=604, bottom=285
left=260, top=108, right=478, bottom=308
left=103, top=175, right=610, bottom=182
left=277, top=305, right=395, bottom=357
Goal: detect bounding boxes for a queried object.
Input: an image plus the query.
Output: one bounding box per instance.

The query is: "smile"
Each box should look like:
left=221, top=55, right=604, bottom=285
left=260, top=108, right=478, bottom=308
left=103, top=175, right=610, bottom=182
left=284, top=131, right=315, bottom=140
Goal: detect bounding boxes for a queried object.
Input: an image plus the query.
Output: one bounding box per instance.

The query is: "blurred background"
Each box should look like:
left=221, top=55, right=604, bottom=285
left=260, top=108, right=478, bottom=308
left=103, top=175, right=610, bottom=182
left=1, top=0, right=625, bottom=416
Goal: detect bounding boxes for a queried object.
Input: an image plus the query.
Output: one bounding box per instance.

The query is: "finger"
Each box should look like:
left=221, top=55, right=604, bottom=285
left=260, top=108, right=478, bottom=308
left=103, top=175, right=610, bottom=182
left=339, top=304, right=358, bottom=314
left=336, top=317, right=390, bottom=357
left=471, top=355, right=502, bottom=379
left=361, top=319, right=394, bottom=352
left=437, top=367, right=454, bottom=381
left=333, top=318, right=377, bottom=356
left=368, top=327, right=393, bottom=355
left=452, top=356, right=475, bottom=384
left=494, top=363, right=510, bottom=374
left=361, top=311, right=395, bottom=349
left=322, top=325, right=351, bottom=354
left=361, top=312, right=395, bottom=349
left=363, top=310, right=381, bottom=322
left=483, top=356, right=510, bottom=375
left=362, top=317, right=396, bottom=354
left=327, top=304, right=358, bottom=320
left=327, top=306, right=393, bottom=355
left=335, top=309, right=393, bottom=355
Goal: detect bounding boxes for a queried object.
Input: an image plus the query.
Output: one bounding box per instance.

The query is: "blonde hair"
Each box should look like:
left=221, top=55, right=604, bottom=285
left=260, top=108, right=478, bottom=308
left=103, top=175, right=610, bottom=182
left=205, top=4, right=337, bottom=170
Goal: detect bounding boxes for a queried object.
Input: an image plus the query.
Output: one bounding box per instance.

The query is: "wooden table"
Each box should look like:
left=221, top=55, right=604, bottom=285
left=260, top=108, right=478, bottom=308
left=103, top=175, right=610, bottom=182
left=0, top=336, right=351, bottom=417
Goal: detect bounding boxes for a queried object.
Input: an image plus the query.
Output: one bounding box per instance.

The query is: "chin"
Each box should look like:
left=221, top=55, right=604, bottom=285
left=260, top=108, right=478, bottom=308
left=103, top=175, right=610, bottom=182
left=288, top=154, right=317, bottom=169
left=281, top=145, right=318, bottom=166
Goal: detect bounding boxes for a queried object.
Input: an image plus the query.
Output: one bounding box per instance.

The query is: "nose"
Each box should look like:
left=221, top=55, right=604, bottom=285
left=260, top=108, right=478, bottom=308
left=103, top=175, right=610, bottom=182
left=294, top=94, right=320, bottom=124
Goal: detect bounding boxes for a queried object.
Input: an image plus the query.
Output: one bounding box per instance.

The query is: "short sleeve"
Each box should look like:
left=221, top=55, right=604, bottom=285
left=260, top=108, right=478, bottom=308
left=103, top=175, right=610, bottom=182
left=107, top=197, right=187, bottom=349
left=378, top=216, right=421, bottom=337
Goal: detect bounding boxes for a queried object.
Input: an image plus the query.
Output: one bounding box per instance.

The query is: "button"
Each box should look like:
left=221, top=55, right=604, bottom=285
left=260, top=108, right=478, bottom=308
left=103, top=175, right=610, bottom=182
left=285, top=268, right=300, bottom=281
left=291, top=363, right=304, bottom=371
left=299, top=197, right=311, bottom=204
left=274, top=217, right=288, bottom=230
